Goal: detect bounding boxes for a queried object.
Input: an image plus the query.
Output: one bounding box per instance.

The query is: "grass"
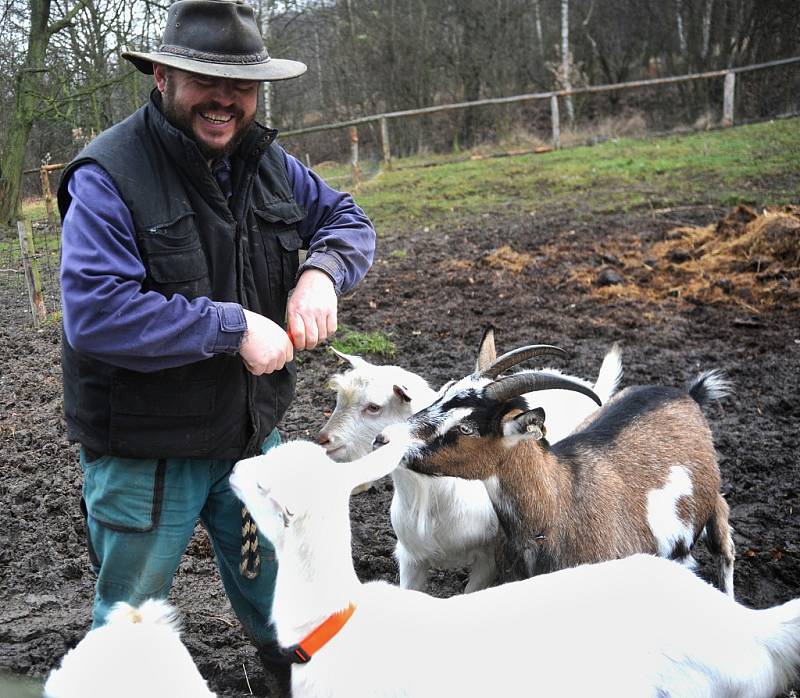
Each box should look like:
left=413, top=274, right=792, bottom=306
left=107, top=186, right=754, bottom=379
left=332, top=327, right=396, bottom=357
left=10, top=117, right=798, bottom=248
left=353, top=118, right=800, bottom=236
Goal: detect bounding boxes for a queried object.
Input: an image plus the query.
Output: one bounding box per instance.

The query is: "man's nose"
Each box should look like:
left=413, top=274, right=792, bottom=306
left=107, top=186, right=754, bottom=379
left=209, top=79, right=237, bottom=102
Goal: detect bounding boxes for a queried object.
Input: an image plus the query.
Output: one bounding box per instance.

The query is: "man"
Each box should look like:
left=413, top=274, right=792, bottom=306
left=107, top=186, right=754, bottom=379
left=56, top=0, right=375, bottom=693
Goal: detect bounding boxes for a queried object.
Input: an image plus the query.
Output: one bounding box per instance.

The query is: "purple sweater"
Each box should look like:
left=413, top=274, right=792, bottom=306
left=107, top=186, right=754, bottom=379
left=60, top=150, right=375, bottom=372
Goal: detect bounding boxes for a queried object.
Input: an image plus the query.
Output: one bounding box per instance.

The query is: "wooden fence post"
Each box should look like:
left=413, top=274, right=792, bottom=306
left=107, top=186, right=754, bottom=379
left=17, top=220, right=47, bottom=326
left=380, top=117, right=392, bottom=170
left=349, top=126, right=360, bottom=187
left=40, top=166, right=55, bottom=224
left=550, top=95, right=561, bottom=149
left=722, top=71, right=736, bottom=127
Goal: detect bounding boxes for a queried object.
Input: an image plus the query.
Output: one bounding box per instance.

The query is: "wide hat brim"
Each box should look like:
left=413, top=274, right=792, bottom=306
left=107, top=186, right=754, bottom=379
left=122, top=49, right=307, bottom=82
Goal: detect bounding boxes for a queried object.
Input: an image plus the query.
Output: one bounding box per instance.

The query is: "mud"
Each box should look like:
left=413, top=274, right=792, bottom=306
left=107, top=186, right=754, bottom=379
left=1, top=200, right=798, bottom=696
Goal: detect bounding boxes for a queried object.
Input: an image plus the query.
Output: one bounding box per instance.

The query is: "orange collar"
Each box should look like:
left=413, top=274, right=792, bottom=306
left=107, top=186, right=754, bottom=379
left=289, top=603, right=357, bottom=663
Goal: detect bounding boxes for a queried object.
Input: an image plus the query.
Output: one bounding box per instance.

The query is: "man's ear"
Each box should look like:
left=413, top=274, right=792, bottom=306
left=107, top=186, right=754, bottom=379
left=153, top=63, right=167, bottom=93
left=506, top=407, right=547, bottom=440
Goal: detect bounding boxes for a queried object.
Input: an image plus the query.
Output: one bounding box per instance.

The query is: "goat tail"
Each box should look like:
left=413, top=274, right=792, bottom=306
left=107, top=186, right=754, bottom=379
left=688, top=369, right=733, bottom=407
left=752, top=598, right=800, bottom=694
left=105, top=598, right=181, bottom=631
left=593, top=342, right=624, bottom=403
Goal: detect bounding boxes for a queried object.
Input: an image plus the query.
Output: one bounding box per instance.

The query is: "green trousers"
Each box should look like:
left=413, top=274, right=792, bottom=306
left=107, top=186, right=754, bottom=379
left=80, top=429, right=281, bottom=647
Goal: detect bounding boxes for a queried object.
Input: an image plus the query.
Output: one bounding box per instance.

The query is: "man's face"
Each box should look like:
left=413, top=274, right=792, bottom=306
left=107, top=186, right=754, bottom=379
left=154, top=64, right=259, bottom=160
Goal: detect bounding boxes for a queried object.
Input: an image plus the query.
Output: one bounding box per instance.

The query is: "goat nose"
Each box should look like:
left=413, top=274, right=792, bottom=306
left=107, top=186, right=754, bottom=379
left=372, top=433, right=389, bottom=450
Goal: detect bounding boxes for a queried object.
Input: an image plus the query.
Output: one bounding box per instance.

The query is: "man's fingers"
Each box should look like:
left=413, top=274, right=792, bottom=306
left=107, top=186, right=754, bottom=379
left=326, top=312, right=337, bottom=337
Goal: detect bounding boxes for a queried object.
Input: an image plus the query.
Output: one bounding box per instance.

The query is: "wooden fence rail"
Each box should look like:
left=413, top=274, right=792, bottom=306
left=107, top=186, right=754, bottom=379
left=22, top=55, right=800, bottom=209
left=280, top=55, right=800, bottom=174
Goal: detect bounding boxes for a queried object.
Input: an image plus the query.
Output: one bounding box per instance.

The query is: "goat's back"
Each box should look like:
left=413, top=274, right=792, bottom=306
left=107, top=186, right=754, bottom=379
left=290, top=556, right=800, bottom=698
left=553, top=384, right=719, bottom=485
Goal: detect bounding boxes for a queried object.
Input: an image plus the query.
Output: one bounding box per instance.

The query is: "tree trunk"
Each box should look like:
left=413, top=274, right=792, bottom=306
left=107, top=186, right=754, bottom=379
left=0, top=0, right=86, bottom=227
left=533, top=0, right=544, bottom=62
left=702, top=0, right=714, bottom=60
left=675, top=0, right=688, bottom=63
left=561, top=0, right=574, bottom=126
left=0, top=1, right=50, bottom=226
left=258, top=0, right=273, bottom=125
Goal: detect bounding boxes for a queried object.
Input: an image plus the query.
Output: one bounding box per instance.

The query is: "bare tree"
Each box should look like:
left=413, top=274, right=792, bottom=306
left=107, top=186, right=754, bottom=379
left=0, top=0, right=88, bottom=226
left=561, top=0, right=575, bottom=124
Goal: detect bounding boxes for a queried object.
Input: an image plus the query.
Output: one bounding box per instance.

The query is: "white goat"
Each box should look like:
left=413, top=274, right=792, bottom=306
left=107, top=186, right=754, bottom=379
left=230, top=438, right=800, bottom=698
left=318, top=335, right=622, bottom=592
left=43, top=599, right=215, bottom=698
left=379, top=360, right=736, bottom=595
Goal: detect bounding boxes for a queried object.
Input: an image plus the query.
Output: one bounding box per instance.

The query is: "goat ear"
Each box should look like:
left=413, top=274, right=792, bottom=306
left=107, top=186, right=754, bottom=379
left=393, top=384, right=412, bottom=403
left=345, top=429, right=411, bottom=491
left=475, top=326, right=497, bottom=372
left=330, top=346, right=369, bottom=369
left=506, top=407, right=547, bottom=439
left=436, top=380, right=456, bottom=398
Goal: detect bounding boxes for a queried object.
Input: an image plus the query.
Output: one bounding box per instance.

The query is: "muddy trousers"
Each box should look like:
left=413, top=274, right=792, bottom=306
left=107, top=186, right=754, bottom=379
left=80, top=429, right=281, bottom=647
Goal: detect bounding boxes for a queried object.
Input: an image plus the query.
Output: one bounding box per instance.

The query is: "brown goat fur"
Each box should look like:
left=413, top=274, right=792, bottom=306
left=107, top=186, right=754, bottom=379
left=401, top=378, right=735, bottom=595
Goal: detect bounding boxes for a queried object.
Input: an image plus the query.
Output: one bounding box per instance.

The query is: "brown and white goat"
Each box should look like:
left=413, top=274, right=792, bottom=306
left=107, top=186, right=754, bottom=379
left=378, top=363, right=736, bottom=596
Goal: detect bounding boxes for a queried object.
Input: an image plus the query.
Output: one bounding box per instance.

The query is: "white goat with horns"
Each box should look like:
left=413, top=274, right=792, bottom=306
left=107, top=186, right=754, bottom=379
left=318, top=330, right=622, bottom=592
left=230, top=437, right=800, bottom=698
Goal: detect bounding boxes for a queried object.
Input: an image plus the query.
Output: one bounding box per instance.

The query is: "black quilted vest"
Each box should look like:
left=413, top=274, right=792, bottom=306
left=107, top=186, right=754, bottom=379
left=57, top=91, right=305, bottom=459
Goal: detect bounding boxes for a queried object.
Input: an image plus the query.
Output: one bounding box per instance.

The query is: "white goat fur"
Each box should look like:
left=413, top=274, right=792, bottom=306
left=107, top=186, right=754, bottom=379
left=318, top=343, right=622, bottom=592
left=230, top=439, right=800, bottom=698
left=43, top=599, right=215, bottom=698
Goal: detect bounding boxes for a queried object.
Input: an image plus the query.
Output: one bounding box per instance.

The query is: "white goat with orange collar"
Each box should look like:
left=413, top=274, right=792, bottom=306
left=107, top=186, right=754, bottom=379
left=230, top=438, right=800, bottom=698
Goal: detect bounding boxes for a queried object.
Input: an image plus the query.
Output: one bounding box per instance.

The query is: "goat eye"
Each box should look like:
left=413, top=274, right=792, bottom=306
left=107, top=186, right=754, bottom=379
left=458, top=424, right=474, bottom=435
left=364, top=403, right=382, bottom=415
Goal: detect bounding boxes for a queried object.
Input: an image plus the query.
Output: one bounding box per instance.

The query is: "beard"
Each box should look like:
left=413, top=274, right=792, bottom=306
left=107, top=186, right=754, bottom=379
left=162, top=78, right=254, bottom=161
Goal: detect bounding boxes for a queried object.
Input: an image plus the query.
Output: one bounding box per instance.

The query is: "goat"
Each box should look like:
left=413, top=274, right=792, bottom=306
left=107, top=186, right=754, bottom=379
left=43, top=599, right=215, bottom=698
left=230, top=438, right=800, bottom=698
left=378, top=358, right=736, bottom=596
left=318, top=334, right=622, bottom=592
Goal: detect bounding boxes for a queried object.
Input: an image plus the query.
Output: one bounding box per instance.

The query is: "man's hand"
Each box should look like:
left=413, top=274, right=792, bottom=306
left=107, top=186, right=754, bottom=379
left=239, top=309, right=294, bottom=375
left=286, top=269, right=337, bottom=350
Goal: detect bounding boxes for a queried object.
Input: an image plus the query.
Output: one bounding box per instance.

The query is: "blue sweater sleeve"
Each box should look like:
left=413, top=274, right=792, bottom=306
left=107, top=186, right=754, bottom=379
left=283, top=150, right=376, bottom=294
left=60, top=164, right=245, bottom=372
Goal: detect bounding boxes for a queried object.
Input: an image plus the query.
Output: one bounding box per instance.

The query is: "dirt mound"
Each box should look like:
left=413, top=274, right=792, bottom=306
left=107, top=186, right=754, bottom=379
left=552, top=206, right=800, bottom=310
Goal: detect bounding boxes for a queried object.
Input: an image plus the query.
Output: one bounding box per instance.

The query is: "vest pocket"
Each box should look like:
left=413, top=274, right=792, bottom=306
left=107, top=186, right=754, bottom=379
left=253, top=204, right=304, bottom=295
left=138, top=212, right=212, bottom=300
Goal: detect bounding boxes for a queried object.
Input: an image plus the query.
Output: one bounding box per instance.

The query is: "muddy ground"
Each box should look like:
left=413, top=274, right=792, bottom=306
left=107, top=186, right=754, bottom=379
left=0, top=193, right=798, bottom=697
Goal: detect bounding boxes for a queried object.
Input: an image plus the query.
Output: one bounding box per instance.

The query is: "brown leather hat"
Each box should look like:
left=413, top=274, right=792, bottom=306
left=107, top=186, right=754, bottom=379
left=122, top=0, right=307, bottom=82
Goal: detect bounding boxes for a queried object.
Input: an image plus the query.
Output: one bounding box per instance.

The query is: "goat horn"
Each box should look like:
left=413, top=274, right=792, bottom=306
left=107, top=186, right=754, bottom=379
left=478, top=344, right=569, bottom=380
left=484, top=372, right=602, bottom=406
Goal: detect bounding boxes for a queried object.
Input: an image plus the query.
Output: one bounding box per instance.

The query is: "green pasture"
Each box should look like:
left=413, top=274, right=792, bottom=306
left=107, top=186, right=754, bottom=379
left=347, top=117, right=800, bottom=236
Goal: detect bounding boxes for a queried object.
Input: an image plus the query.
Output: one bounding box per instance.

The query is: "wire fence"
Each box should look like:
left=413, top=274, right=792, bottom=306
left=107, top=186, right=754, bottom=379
left=0, top=221, right=63, bottom=326
left=4, top=56, right=799, bottom=328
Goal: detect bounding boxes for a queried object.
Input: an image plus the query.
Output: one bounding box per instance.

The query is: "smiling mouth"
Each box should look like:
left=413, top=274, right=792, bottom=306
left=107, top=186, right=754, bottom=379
left=200, top=111, right=234, bottom=125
